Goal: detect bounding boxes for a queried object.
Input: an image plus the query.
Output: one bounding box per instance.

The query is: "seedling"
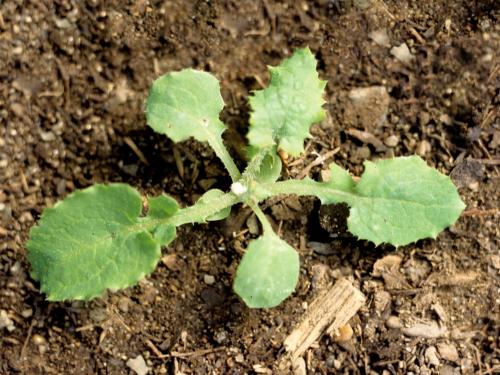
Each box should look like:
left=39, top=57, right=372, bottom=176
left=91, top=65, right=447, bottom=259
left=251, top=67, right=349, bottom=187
left=27, top=48, right=465, bottom=308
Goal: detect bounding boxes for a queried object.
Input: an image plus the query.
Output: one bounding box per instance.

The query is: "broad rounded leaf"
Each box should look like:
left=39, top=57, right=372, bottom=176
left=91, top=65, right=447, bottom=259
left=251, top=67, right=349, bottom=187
left=197, top=189, right=231, bottom=221
left=146, top=69, right=226, bottom=143
left=320, top=156, right=466, bottom=246
left=27, top=184, right=167, bottom=301
left=233, top=233, right=299, bottom=308
left=247, top=48, right=326, bottom=156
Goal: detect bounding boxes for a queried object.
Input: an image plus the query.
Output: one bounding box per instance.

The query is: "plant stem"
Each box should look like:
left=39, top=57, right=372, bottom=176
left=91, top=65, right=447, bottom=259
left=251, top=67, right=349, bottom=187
left=207, top=134, right=241, bottom=182
left=167, top=192, right=240, bottom=227
left=247, top=201, right=274, bottom=234
left=240, top=147, right=271, bottom=183
left=259, top=179, right=353, bottom=204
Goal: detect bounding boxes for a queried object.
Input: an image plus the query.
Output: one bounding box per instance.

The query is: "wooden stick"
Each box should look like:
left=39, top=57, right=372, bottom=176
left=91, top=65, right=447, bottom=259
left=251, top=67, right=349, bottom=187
left=284, top=279, right=365, bottom=360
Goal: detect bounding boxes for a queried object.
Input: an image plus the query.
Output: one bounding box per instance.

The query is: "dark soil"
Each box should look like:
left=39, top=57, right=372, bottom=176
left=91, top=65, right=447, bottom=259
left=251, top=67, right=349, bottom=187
left=1, top=1, right=499, bottom=374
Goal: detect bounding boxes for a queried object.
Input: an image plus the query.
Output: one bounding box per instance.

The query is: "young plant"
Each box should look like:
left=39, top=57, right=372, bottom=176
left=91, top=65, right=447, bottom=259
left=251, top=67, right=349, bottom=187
left=27, top=48, right=465, bottom=308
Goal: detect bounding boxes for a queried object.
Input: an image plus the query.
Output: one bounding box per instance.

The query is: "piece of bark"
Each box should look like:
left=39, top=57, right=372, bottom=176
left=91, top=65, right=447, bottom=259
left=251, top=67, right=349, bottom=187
left=284, top=279, right=365, bottom=360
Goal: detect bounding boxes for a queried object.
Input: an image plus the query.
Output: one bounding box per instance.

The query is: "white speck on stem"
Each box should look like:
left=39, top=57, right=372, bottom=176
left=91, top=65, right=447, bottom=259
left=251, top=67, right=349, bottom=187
left=231, top=182, right=247, bottom=196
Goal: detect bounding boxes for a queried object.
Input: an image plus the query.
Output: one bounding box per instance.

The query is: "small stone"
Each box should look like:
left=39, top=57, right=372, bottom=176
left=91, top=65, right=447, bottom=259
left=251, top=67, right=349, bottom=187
left=402, top=322, right=447, bottom=338
left=384, top=135, right=399, bottom=148
left=126, top=355, right=150, bottom=375
left=345, top=86, right=390, bottom=130
left=391, top=43, right=414, bottom=65
left=373, top=290, right=391, bottom=315
left=437, top=342, right=459, bottom=362
left=161, top=254, right=179, bottom=271
left=40, top=131, right=56, bottom=142
left=204, top=274, right=215, bottom=285
left=0, top=310, right=15, bottom=332
left=234, top=354, right=244, bottom=363
left=21, top=309, right=33, bottom=318
left=332, top=323, right=353, bottom=342
left=214, top=329, right=228, bottom=344
left=89, top=307, right=107, bottom=323
left=386, top=315, right=403, bottom=329
left=292, top=357, right=306, bottom=375
left=425, top=346, right=440, bottom=367
left=416, top=140, right=431, bottom=156
left=369, top=29, right=390, bottom=47
left=32, top=334, right=46, bottom=345
left=118, top=297, right=130, bottom=313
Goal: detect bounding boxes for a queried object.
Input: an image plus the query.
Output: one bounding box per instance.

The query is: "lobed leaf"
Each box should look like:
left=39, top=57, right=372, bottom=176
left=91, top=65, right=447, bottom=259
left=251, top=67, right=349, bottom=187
left=233, top=233, right=299, bottom=308
left=319, top=156, right=466, bottom=246
left=146, top=69, right=226, bottom=143
left=247, top=48, right=326, bottom=156
left=27, top=184, right=177, bottom=301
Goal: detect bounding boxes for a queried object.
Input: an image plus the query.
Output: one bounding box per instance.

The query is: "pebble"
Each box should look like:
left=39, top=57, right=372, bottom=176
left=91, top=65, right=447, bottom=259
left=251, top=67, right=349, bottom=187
left=292, top=357, right=306, bottom=375
left=234, top=354, right=244, bottom=363
left=374, top=290, right=391, bottom=315
left=384, top=135, right=399, bottom=147
left=390, top=43, right=414, bottom=65
left=118, top=297, right=130, bottom=313
left=437, top=342, right=459, bottom=362
left=417, top=140, right=431, bottom=156
left=21, top=308, right=33, bottom=318
left=333, top=324, right=353, bottom=342
left=0, top=310, right=15, bottom=332
left=402, top=322, right=447, bottom=338
left=126, top=355, right=150, bottom=375
left=425, top=346, right=440, bottom=367
left=32, top=334, right=46, bottom=345
left=386, top=315, right=403, bottom=329
left=40, top=131, right=56, bottom=142
left=369, top=29, right=390, bottom=47
left=203, top=274, right=215, bottom=285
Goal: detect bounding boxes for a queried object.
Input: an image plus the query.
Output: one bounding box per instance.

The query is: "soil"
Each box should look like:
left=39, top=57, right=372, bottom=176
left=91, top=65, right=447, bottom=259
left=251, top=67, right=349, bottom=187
left=1, top=1, right=499, bottom=374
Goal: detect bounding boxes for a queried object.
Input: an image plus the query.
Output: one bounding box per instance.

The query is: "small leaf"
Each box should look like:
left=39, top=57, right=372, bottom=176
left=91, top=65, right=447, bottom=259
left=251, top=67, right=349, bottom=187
left=146, top=69, right=226, bottom=143
left=27, top=184, right=167, bottom=301
left=197, top=189, right=231, bottom=221
left=320, top=156, right=466, bottom=246
left=254, top=148, right=282, bottom=184
left=325, top=163, right=355, bottom=192
left=148, top=194, right=179, bottom=219
left=247, top=48, right=326, bottom=156
left=233, top=233, right=299, bottom=308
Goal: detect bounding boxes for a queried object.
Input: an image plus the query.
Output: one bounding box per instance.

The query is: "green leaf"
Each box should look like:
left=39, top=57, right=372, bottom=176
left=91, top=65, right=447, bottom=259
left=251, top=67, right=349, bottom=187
left=320, top=156, right=466, bottom=246
left=146, top=69, right=226, bottom=143
left=254, top=148, right=282, bottom=184
left=146, top=69, right=241, bottom=182
left=247, top=48, right=326, bottom=156
left=233, top=233, right=299, bottom=308
left=324, top=163, right=355, bottom=192
left=197, top=189, right=231, bottom=221
left=27, top=184, right=167, bottom=301
left=153, top=225, right=176, bottom=247
left=148, top=194, right=179, bottom=219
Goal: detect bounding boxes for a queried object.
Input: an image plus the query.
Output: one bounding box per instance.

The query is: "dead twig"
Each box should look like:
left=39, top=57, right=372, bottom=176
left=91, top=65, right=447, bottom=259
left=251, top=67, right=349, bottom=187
left=283, top=279, right=365, bottom=361
left=19, top=319, right=35, bottom=361
left=123, top=136, right=149, bottom=165
left=297, top=147, right=341, bottom=180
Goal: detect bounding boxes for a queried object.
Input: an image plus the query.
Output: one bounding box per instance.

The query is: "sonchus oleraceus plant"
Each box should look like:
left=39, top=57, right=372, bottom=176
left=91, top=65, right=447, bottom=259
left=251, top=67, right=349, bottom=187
left=27, top=48, right=465, bottom=308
